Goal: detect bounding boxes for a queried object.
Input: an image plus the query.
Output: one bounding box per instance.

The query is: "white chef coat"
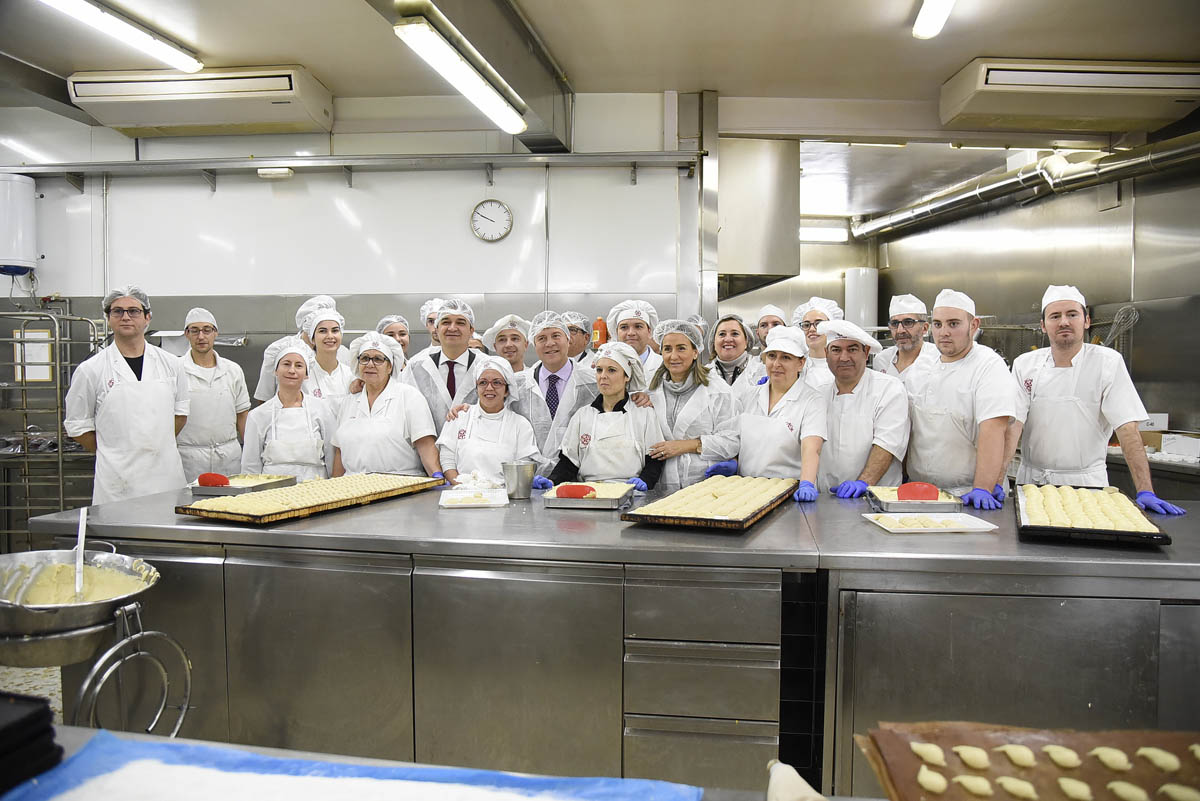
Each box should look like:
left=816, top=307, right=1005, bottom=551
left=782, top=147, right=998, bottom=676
left=509, top=363, right=599, bottom=476
left=331, top=380, right=436, bottom=475
left=176, top=351, right=251, bottom=482
left=804, top=357, right=835, bottom=391
left=400, top=348, right=486, bottom=435
left=817, top=369, right=909, bottom=492
left=573, top=350, right=597, bottom=368
left=65, top=343, right=190, bottom=504
left=436, top=404, right=540, bottom=484
left=639, top=348, right=664, bottom=375
left=241, top=394, right=336, bottom=480
left=734, top=379, right=828, bottom=479
left=906, top=344, right=1017, bottom=494
left=707, top=356, right=764, bottom=393
left=558, top=401, right=665, bottom=482
left=1011, top=344, right=1147, bottom=487
left=648, top=378, right=739, bottom=489
left=873, top=341, right=940, bottom=391
left=254, top=342, right=349, bottom=402
left=303, top=359, right=354, bottom=404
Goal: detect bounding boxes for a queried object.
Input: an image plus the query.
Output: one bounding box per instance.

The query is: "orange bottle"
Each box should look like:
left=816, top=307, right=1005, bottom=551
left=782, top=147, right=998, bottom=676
left=591, top=316, right=608, bottom=346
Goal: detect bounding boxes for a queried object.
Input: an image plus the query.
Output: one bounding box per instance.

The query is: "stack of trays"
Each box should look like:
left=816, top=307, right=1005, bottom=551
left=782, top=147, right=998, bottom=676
left=0, top=691, right=62, bottom=795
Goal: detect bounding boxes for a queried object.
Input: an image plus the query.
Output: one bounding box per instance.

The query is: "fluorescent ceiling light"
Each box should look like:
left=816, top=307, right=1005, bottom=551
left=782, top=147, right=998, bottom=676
left=912, top=0, right=957, bottom=39
left=256, top=167, right=294, bottom=180
left=848, top=142, right=906, bottom=148
left=394, top=16, right=526, bottom=135
left=799, top=225, right=850, bottom=243
left=35, top=0, right=202, bottom=72
left=951, top=144, right=1010, bottom=151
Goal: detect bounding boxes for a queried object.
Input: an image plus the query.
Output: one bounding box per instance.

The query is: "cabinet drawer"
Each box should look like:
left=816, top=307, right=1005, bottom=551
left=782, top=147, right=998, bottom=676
left=623, top=714, right=778, bottom=791
left=624, top=640, right=779, bottom=721
left=625, top=565, right=781, bottom=644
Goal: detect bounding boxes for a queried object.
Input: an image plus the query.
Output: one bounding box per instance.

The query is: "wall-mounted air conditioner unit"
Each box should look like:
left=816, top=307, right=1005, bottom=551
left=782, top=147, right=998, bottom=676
left=940, top=58, right=1200, bottom=133
left=68, top=66, right=333, bottom=137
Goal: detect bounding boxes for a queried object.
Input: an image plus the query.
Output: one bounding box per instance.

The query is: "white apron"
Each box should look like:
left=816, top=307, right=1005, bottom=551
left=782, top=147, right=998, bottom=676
left=177, top=368, right=241, bottom=481
left=261, top=405, right=327, bottom=481
left=579, top=411, right=644, bottom=481
left=92, top=348, right=186, bottom=504
left=455, top=407, right=516, bottom=485
left=907, top=396, right=978, bottom=495
left=1016, top=352, right=1109, bottom=487
left=818, top=391, right=902, bottom=492
left=737, top=413, right=802, bottom=479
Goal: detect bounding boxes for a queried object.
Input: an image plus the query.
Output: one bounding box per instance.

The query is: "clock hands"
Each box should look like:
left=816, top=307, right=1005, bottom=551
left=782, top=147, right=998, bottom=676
left=477, top=213, right=495, bottom=223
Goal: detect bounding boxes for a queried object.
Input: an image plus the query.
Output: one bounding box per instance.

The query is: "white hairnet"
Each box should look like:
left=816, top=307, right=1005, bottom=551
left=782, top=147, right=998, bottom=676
left=184, top=307, right=217, bottom=328
left=756, top=304, right=787, bottom=325
left=435, top=298, right=475, bottom=329
left=271, top=335, right=316, bottom=374
left=482, top=314, right=530, bottom=351
left=817, top=320, right=882, bottom=355
left=934, top=288, right=976, bottom=316
left=606, top=300, right=659, bottom=333
left=653, top=319, right=704, bottom=350
left=888, top=294, right=927, bottom=317
left=419, top=298, right=446, bottom=324
left=529, top=313, right=570, bottom=342
left=761, top=326, right=809, bottom=359
left=102, top=284, right=150, bottom=314
left=685, top=314, right=709, bottom=339
left=594, top=341, right=649, bottom=393
left=303, top=308, right=345, bottom=339
left=560, top=311, right=590, bottom=331
left=791, top=296, right=844, bottom=324
left=1041, top=284, right=1087, bottom=311
left=295, top=295, right=335, bottom=330
left=709, top=313, right=756, bottom=353
left=375, top=314, right=409, bottom=334
left=349, top=331, right=406, bottom=377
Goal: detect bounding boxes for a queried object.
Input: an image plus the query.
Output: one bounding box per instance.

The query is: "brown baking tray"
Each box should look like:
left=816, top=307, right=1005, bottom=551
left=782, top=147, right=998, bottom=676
left=620, top=479, right=798, bottom=532
left=1014, top=484, right=1169, bottom=547
left=176, top=476, right=444, bottom=525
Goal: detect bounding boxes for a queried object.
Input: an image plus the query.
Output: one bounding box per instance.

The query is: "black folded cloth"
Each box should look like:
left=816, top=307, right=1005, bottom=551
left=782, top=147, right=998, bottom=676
left=0, top=691, right=62, bottom=795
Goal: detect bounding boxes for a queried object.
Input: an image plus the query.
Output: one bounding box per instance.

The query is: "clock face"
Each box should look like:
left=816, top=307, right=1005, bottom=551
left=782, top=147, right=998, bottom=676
left=471, top=199, right=513, bottom=242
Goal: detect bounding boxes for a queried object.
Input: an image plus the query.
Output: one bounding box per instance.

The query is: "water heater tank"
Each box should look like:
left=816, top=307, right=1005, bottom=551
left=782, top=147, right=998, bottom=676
left=844, top=267, right=879, bottom=329
left=0, top=174, right=36, bottom=275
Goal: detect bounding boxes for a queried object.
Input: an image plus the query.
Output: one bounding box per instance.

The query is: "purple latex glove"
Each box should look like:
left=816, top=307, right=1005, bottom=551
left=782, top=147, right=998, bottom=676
left=793, top=480, right=818, bottom=503
left=430, top=471, right=452, bottom=490
left=992, top=483, right=1006, bottom=503
left=625, top=477, right=648, bottom=492
left=757, top=375, right=769, bottom=385
left=831, top=479, right=870, bottom=499
left=704, top=460, right=738, bottom=478
left=1136, top=491, right=1186, bottom=515
left=531, top=475, right=553, bottom=490
left=961, top=487, right=1001, bottom=510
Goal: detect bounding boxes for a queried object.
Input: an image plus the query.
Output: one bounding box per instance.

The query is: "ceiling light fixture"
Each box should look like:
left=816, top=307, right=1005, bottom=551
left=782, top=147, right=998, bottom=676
left=951, top=144, right=1010, bottom=151
left=848, top=142, right=907, bottom=148
left=35, top=0, right=202, bottom=73
left=256, top=167, right=294, bottom=180
left=393, top=16, right=527, bottom=135
left=912, top=0, right=957, bottom=39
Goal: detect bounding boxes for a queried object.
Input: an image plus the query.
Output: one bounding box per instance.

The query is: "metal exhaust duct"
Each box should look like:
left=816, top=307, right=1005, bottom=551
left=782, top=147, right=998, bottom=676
left=851, top=130, right=1200, bottom=240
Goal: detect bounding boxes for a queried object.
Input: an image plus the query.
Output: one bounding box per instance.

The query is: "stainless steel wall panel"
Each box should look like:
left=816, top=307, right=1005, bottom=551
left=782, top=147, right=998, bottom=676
left=718, top=138, right=800, bottom=275
left=1158, top=603, right=1200, bottom=729
left=625, top=565, right=781, bottom=644
left=623, top=714, right=778, bottom=791
left=1129, top=296, right=1200, bottom=433
left=1133, top=171, right=1200, bottom=302
left=623, top=639, right=780, bottom=721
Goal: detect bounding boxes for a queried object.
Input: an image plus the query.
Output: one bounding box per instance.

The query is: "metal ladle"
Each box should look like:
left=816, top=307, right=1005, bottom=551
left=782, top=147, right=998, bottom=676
left=74, top=507, right=86, bottom=601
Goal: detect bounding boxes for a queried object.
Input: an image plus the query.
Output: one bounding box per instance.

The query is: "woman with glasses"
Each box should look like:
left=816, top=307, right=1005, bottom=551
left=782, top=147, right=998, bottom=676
left=435, top=356, right=540, bottom=485
left=791, top=296, right=843, bottom=390
left=872, top=294, right=939, bottom=390
left=331, top=332, right=441, bottom=477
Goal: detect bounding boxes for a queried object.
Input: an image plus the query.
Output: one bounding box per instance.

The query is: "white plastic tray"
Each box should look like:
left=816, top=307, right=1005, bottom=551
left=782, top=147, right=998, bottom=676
left=439, top=489, right=510, bottom=508
left=862, top=512, right=998, bottom=534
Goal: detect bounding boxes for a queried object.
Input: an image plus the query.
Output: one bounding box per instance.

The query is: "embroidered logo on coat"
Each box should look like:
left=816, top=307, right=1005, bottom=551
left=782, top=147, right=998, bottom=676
left=786, top=422, right=794, bottom=432
left=581, top=434, right=592, bottom=446
left=107, top=379, right=114, bottom=388
left=1024, top=378, right=1033, bottom=394
left=458, top=429, right=467, bottom=439
left=313, top=388, right=323, bottom=398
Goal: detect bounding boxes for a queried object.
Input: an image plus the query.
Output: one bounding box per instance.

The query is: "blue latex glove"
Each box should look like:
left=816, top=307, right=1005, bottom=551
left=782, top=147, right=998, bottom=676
left=793, top=480, right=818, bottom=503
left=531, top=475, right=553, bottom=490
left=961, top=487, right=1002, bottom=510
left=756, top=375, right=769, bottom=385
left=992, top=483, right=1006, bottom=503
left=626, top=477, right=648, bottom=492
left=430, top=471, right=452, bottom=490
left=704, top=460, right=738, bottom=478
left=1136, top=491, right=1186, bottom=515
left=831, top=479, right=870, bottom=499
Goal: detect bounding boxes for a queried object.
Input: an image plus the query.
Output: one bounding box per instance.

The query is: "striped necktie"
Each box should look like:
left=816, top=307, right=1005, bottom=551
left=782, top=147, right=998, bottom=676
left=545, top=373, right=560, bottom=418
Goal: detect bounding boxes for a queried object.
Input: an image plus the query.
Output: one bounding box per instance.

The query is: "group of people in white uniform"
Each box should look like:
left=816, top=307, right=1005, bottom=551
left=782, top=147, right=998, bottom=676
left=63, top=282, right=1184, bottom=516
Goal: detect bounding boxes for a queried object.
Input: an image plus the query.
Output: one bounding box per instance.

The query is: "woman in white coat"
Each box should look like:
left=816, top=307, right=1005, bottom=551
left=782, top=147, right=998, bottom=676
left=332, top=332, right=442, bottom=478
left=303, top=309, right=355, bottom=402
left=242, top=337, right=336, bottom=480
left=645, top=320, right=738, bottom=490
left=706, top=313, right=760, bottom=390
left=537, top=342, right=666, bottom=491
left=437, top=356, right=541, bottom=485
left=732, top=326, right=827, bottom=502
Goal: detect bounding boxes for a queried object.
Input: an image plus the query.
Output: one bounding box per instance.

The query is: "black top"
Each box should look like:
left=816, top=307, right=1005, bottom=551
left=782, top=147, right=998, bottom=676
left=123, top=354, right=144, bottom=381
left=547, top=393, right=664, bottom=488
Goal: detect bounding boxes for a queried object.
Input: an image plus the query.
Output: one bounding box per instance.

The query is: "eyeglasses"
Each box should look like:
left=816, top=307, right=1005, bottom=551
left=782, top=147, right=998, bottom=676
left=888, top=318, right=923, bottom=330
left=797, top=320, right=823, bottom=331
left=357, top=355, right=389, bottom=366
left=108, top=307, right=145, bottom=319
left=186, top=326, right=216, bottom=336
left=476, top=379, right=507, bottom=389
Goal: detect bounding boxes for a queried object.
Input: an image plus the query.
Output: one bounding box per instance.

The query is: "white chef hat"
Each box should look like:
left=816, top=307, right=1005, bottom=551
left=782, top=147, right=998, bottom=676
left=529, top=313, right=570, bottom=342
left=349, top=331, right=406, bottom=377
left=474, top=355, right=519, bottom=405
left=271, top=335, right=316, bottom=374
left=761, top=325, right=810, bottom=359
left=295, top=295, right=335, bottom=330
left=184, top=307, right=217, bottom=329
left=652, top=319, right=704, bottom=350
left=606, top=300, right=659, bottom=333
left=934, top=288, right=976, bottom=316
left=435, top=298, right=475, bottom=329
left=888, top=294, right=928, bottom=317
left=102, top=284, right=151, bottom=314
left=419, top=298, right=446, bottom=324
left=1041, top=284, right=1087, bottom=311
left=303, top=308, right=345, bottom=339
left=375, top=314, right=409, bottom=334
left=594, top=341, right=649, bottom=393
left=560, top=311, right=590, bottom=331
left=791, top=296, right=844, bottom=324
left=756, top=304, right=788, bottom=325
left=817, top=320, right=882, bottom=355
left=482, top=314, right=530, bottom=351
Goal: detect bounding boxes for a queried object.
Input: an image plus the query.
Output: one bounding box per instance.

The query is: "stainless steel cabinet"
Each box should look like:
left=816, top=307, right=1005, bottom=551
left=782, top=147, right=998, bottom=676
left=223, top=546, right=413, bottom=760
left=625, top=565, right=781, bottom=644
left=1159, top=603, right=1200, bottom=729
left=412, top=555, right=623, bottom=776
left=623, top=714, right=779, bottom=789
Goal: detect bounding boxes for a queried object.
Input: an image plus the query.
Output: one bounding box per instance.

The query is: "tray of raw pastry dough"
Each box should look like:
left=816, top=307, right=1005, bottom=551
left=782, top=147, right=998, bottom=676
left=176, top=474, right=444, bottom=524
left=863, top=512, right=998, bottom=534
left=866, top=485, right=963, bottom=513
left=1014, top=484, right=1170, bottom=546
left=855, top=720, right=1200, bottom=801
left=542, top=482, right=636, bottom=509
left=189, top=474, right=297, bottom=496
left=620, top=475, right=798, bottom=531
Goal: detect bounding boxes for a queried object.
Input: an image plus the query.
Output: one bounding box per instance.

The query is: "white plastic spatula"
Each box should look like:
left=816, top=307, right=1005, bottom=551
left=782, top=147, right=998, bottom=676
left=74, top=506, right=86, bottom=601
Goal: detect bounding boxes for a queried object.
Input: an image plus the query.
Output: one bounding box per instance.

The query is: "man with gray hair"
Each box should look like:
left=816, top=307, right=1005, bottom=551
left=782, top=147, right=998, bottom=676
left=176, top=307, right=251, bottom=482
left=65, top=285, right=190, bottom=503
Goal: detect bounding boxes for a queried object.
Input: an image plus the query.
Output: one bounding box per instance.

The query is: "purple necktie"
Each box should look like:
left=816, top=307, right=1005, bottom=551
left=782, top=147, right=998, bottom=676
left=446, top=361, right=456, bottom=398
left=546, top=373, right=560, bottom=418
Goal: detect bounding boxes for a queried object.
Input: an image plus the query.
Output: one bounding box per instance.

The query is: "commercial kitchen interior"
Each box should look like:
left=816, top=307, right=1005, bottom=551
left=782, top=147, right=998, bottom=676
left=1, top=0, right=1199, bottom=796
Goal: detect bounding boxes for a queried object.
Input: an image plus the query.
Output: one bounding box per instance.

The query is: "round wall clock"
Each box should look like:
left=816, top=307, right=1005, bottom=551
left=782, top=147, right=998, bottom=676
left=471, top=199, right=514, bottom=242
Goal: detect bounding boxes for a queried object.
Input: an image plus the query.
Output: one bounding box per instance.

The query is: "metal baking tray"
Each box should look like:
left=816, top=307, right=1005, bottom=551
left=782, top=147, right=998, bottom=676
left=866, top=489, right=962, bottom=513
left=1014, top=484, right=1171, bottom=547
left=439, top=489, right=509, bottom=508
left=190, top=475, right=297, bottom=496
left=863, top=512, right=998, bottom=534
left=542, top=483, right=635, bottom=509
